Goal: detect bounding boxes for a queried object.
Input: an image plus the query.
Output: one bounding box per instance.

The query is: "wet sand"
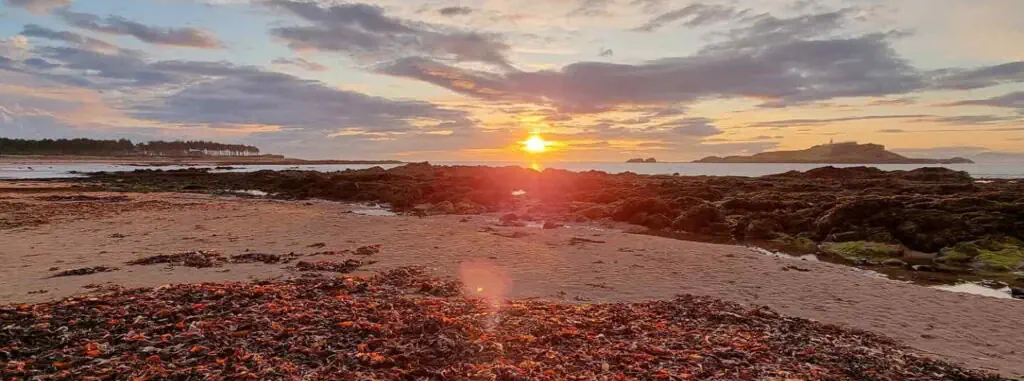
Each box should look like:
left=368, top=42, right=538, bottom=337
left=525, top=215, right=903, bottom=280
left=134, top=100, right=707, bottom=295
left=1, top=184, right=1023, bottom=377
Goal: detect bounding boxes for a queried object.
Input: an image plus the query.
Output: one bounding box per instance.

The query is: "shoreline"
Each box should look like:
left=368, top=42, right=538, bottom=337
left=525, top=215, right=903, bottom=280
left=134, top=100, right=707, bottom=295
left=0, top=155, right=402, bottom=166
left=1, top=185, right=1022, bottom=377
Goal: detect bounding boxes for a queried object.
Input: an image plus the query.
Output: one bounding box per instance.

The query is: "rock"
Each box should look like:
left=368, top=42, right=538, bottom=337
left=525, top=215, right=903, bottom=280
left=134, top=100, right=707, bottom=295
left=672, top=204, right=723, bottom=232
left=745, top=218, right=781, bottom=239
left=882, top=258, right=907, bottom=267
left=820, top=241, right=904, bottom=262
left=1011, top=287, right=1024, bottom=299
left=671, top=196, right=707, bottom=211
left=976, top=280, right=1007, bottom=289
left=454, top=200, right=487, bottom=214
left=770, top=234, right=819, bottom=254
left=611, top=197, right=671, bottom=222
left=499, top=213, right=519, bottom=223
left=721, top=197, right=785, bottom=212
left=828, top=231, right=864, bottom=242
left=902, top=250, right=938, bottom=261
left=936, top=236, right=1024, bottom=272
left=642, top=214, right=672, bottom=230
left=911, top=264, right=936, bottom=272
left=579, top=205, right=611, bottom=220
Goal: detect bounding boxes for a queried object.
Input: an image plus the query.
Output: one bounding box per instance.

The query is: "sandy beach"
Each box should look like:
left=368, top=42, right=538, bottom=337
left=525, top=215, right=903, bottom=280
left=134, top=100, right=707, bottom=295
left=1, top=182, right=1022, bottom=378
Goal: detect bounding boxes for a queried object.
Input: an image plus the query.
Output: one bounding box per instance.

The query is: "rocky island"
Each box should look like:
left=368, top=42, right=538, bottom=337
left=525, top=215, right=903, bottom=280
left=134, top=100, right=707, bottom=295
left=626, top=157, right=658, bottom=163
left=694, top=142, right=974, bottom=164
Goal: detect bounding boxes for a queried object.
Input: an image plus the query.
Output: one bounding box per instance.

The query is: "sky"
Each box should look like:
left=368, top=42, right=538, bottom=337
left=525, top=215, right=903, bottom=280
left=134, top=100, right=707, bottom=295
left=0, top=0, right=1022, bottom=161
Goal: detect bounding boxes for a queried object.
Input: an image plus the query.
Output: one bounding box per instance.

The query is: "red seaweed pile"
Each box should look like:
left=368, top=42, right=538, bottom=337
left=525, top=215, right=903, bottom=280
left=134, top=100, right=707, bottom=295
left=0, top=268, right=1002, bottom=380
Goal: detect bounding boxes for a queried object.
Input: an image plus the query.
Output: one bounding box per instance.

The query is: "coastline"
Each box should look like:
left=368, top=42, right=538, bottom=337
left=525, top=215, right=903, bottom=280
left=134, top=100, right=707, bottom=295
left=1, top=184, right=1022, bottom=377
left=0, top=155, right=402, bottom=166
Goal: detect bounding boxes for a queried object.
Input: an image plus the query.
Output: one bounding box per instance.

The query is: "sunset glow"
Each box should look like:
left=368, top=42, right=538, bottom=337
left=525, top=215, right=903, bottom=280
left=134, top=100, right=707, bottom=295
left=0, top=0, right=1021, bottom=161
left=522, top=135, right=550, bottom=153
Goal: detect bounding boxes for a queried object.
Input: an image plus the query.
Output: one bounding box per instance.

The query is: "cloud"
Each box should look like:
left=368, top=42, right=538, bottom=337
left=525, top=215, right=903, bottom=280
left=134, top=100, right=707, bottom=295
left=56, top=9, right=224, bottom=49
left=877, top=128, right=904, bottom=133
left=930, top=61, right=1024, bottom=90
left=749, top=114, right=932, bottom=128
left=868, top=97, right=916, bottom=106
left=748, top=114, right=1019, bottom=128
left=5, top=43, right=472, bottom=141
left=22, top=57, right=60, bottom=69
left=21, top=24, right=120, bottom=54
left=568, top=0, right=613, bottom=17
left=438, top=6, right=472, bottom=16
left=928, top=114, right=1020, bottom=125
left=943, top=91, right=1023, bottom=111
left=598, top=47, right=613, bottom=57
left=266, top=0, right=512, bottom=68
left=3, top=0, right=71, bottom=14
left=630, top=0, right=667, bottom=14
left=380, top=11, right=928, bottom=112
left=663, top=117, right=722, bottom=136
left=633, top=3, right=744, bottom=32
left=272, top=57, right=328, bottom=72
left=131, top=71, right=472, bottom=132
left=0, top=35, right=30, bottom=60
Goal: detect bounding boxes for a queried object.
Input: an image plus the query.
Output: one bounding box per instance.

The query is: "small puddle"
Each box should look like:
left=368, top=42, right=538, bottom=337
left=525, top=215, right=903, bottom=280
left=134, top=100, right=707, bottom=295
left=750, top=246, right=1020, bottom=300
left=931, top=283, right=1014, bottom=300
left=222, top=189, right=269, bottom=197
left=750, top=247, right=819, bottom=262
left=349, top=204, right=397, bottom=216
left=511, top=189, right=527, bottom=197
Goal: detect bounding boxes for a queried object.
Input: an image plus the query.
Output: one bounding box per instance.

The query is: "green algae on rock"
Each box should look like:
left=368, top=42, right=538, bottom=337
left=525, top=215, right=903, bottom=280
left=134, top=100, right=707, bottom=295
left=820, top=241, right=905, bottom=262
left=938, top=237, right=1024, bottom=272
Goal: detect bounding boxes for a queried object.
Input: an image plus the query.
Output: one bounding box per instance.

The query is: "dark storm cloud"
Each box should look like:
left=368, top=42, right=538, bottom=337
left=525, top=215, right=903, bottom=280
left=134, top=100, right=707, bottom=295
left=438, top=6, right=473, bottom=16
left=943, top=91, right=1023, bottom=111
left=272, top=57, right=328, bottom=71
left=633, top=3, right=744, bottom=32
left=55, top=9, right=224, bottom=49
left=265, top=0, right=512, bottom=68
left=930, top=61, right=1024, bottom=90
left=379, top=11, right=927, bottom=112
left=3, top=0, right=71, bottom=14
left=21, top=24, right=120, bottom=53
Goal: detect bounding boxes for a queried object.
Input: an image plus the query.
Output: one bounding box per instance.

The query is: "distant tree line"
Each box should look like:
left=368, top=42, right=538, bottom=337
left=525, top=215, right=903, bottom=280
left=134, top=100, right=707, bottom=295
left=0, top=138, right=261, bottom=157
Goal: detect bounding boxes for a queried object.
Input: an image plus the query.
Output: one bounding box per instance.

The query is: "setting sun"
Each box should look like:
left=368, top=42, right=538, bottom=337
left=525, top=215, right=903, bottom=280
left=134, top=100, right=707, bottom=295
left=522, top=135, right=549, bottom=153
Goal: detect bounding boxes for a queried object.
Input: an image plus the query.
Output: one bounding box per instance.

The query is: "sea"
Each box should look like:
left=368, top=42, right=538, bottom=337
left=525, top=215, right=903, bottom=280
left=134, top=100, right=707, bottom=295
left=1, top=161, right=1023, bottom=180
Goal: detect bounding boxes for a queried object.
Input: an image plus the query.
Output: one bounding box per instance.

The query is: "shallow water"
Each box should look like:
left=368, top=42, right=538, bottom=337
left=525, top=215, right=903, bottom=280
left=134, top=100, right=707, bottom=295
left=3, top=161, right=1024, bottom=179
left=750, top=247, right=1019, bottom=300
left=348, top=204, right=398, bottom=217
left=933, top=283, right=1015, bottom=300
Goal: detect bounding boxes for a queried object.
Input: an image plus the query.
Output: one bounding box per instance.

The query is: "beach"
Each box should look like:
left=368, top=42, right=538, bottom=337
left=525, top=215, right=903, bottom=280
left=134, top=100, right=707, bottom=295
left=2, top=182, right=1022, bottom=378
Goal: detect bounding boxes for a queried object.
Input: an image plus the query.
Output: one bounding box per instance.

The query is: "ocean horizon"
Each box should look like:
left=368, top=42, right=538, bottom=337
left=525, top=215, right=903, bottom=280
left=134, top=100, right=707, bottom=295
left=3, top=161, right=1024, bottom=180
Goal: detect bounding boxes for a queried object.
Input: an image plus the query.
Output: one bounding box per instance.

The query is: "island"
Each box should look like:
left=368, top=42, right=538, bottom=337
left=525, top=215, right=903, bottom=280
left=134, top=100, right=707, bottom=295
left=626, top=157, right=658, bottom=163
left=693, top=142, right=974, bottom=164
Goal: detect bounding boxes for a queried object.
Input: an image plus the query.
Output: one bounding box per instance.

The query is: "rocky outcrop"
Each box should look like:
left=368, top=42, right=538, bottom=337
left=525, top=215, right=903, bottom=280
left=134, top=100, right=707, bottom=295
left=92, top=164, right=1024, bottom=282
